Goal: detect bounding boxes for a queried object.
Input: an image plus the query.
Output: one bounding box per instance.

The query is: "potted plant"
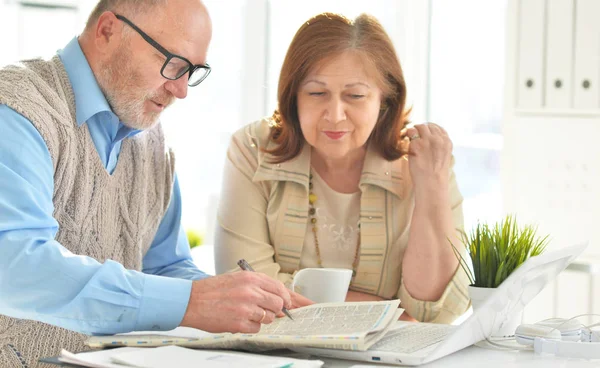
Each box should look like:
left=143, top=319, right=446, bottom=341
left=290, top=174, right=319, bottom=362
left=450, top=214, right=549, bottom=336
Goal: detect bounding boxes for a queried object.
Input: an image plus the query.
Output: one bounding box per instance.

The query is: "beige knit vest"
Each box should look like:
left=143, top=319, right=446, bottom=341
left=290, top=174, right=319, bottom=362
left=0, top=56, right=175, bottom=367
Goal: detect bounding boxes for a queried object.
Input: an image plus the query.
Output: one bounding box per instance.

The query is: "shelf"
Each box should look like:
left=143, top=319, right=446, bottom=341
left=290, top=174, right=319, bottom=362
left=514, top=108, right=600, bottom=118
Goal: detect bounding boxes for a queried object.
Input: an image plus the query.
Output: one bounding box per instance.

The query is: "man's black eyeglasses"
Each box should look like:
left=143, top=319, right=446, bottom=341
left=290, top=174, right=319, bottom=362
left=115, top=14, right=211, bottom=87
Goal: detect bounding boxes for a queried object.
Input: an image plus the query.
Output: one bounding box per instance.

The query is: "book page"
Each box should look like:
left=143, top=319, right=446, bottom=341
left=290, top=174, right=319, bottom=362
left=246, top=299, right=401, bottom=351
left=363, top=308, right=404, bottom=347
left=58, top=347, right=145, bottom=368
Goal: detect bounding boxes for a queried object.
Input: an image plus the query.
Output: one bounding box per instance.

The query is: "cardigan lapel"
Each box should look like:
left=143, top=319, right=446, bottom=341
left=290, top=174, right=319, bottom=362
left=253, top=133, right=411, bottom=283
left=353, top=144, right=411, bottom=294
left=252, top=132, right=311, bottom=271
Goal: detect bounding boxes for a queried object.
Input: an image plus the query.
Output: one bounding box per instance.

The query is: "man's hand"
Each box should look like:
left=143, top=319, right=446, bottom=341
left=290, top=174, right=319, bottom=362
left=180, top=272, right=292, bottom=333
left=399, top=311, right=418, bottom=322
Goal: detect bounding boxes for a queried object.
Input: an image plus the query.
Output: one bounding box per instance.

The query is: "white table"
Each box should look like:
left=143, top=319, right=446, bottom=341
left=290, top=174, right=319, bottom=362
left=293, top=345, right=600, bottom=367
left=190, top=246, right=598, bottom=367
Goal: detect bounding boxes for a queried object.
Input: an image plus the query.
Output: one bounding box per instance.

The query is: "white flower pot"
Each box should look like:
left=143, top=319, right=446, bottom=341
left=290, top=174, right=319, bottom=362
left=468, top=285, right=524, bottom=338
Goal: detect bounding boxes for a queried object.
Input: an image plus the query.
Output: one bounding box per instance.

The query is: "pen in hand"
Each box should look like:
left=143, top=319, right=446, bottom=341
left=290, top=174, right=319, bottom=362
left=237, top=259, right=294, bottom=320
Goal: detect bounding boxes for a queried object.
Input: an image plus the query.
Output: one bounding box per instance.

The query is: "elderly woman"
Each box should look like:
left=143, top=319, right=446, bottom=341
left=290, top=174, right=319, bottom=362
left=215, top=12, right=470, bottom=323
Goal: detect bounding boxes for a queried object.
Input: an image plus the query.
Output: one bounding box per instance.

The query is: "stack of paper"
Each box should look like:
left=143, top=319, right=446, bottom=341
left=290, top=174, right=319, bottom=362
left=57, top=345, right=324, bottom=368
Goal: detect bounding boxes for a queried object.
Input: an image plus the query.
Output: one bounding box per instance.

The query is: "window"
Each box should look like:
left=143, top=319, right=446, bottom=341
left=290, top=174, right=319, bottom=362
left=3, top=0, right=506, bottom=242
left=429, top=0, right=507, bottom=230
left=171, top=0, right=419, bottom=243
left=160, top=0, right=248, bottom=241
left=0, top=0, right=82, bottom=63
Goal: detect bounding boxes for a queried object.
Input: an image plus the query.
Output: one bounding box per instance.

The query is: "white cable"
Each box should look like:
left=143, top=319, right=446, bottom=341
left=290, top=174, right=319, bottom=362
left=486, top=313, right=600, bottom=351
left=484, top=336, right=531, bottom=351
left=541, top=314, right=600, bottom=341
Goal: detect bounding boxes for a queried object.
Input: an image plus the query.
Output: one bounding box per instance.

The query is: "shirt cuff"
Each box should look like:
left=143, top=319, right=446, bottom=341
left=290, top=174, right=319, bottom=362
left=398, top=266, right=471, bottom=324
left=134, top=274, right=193, bottom=331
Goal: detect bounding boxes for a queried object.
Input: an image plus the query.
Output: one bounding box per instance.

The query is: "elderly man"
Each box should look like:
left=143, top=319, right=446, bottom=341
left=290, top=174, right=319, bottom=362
left=0, top=0, right=309, bottom=366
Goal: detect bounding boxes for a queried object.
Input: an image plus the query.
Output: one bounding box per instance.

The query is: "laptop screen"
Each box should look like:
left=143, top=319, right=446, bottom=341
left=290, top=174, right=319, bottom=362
left=428, top=242, right=587, bottom=362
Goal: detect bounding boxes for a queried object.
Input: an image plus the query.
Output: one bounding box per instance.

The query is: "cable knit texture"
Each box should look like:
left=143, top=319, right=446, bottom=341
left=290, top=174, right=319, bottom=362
left=0, top=56, right=175, bottom=367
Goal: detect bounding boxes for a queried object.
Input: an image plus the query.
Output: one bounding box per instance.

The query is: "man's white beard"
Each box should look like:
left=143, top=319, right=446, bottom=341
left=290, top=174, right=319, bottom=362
left=97, top=50, right=173, bottom=130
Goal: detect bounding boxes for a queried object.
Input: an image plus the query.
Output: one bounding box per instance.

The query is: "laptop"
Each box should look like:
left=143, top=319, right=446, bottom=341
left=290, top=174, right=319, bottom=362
left=293, top=242, right=587, bottom=366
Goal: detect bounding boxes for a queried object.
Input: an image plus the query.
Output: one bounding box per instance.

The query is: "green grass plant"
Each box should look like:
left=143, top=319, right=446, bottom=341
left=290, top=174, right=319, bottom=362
left=450, top=215, right=549, bottom=288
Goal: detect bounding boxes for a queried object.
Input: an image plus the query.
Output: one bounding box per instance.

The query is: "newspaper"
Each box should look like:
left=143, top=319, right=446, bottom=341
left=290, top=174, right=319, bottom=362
left=87, top=300, right=402, bottom=352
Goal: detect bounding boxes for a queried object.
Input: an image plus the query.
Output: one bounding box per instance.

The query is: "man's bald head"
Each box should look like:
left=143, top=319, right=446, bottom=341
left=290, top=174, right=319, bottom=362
left=86, top=0, right=166, bottom=31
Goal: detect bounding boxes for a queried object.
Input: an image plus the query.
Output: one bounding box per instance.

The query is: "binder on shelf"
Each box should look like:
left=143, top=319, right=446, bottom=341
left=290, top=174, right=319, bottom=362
left=573, top=0, right=600, bottom=110
left=516, top=0, right=545, bottom=109
left=545, top=0, right=574, bottom=109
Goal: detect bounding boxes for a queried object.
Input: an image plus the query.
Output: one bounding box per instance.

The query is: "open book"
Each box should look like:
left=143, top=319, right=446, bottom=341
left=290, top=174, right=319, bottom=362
left=86, top=300, right=403, bottom=352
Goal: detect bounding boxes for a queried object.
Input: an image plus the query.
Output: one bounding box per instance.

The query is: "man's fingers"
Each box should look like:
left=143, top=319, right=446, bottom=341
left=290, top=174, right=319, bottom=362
left=233, top=271, right=291, bottom=308
left=256, top=288, right=285, bottom=316
left=231, top=272, right=290, bottom=319
left=260, top=310, right=276, bottom=324
left=250, top=307, right=275, bottom=324
left=290, top=291, right=314, bottom=308
left=239, top=320, right=261, bottom=334
left=251, top=307, right=265, bottom=322
left=252, top=273, right=292, bottom=309
left=185, top=275, right=290, bottom=334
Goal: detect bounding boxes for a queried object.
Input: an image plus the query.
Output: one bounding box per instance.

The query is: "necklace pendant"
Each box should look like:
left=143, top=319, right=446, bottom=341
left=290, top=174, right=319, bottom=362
left=352, top=269, right=356, bottom=277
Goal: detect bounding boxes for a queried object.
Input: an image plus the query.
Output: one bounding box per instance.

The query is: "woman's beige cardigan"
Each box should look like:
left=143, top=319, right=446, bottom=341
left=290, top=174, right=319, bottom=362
left=215, top=119, right=471, bottom=323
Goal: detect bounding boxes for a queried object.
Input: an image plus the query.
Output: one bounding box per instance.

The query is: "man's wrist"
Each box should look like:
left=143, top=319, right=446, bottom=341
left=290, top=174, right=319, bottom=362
left=181, top=280, right=202, bottom=327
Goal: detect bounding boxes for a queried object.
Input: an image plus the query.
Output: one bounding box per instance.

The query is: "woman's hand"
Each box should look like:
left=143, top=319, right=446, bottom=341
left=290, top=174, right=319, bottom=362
left=403, top=123, right=453, bottom=193
left=399, top=311, right=418, bottom=322
left=345, top=290, right=385, bottom=302
left=345, top=291, right=416, bottom=322
left=401, top=123, right=461, bottom=302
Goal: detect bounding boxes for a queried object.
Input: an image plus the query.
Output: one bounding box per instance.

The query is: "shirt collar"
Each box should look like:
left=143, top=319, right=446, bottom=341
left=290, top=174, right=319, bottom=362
left=253, top=130, right=410, bottom=199
left=359, top=142, right=411, bottom=199
left=57, top=37, right=114, bottom=127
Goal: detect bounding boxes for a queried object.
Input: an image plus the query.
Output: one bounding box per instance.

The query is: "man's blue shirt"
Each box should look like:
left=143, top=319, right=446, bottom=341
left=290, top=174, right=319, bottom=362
left=0, top=37, right=209, bottom=335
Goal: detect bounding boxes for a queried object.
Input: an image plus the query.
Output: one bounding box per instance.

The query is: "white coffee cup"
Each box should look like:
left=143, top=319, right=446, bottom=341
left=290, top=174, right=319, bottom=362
left=291, top=268, right=352, bottom=303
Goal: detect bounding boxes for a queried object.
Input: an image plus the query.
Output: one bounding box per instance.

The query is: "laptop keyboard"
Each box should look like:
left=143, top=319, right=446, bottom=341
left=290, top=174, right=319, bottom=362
left=370, top=323, right=455, bottom=353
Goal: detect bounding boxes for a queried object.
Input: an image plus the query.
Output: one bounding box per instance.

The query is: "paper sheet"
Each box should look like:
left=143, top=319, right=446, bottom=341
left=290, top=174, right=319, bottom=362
left=58, top=345, right=324, bottom=368
left=112, top=345, right=322, bottom=368
left=58, top=347, right=144, bottom=368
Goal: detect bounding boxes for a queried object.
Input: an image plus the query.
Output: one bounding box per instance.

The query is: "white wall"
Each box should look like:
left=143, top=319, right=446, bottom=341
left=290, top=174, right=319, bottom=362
left=2, top=0, right=509, bottom=266
left=503, top=0, right=600, bottom=324
left=0, top=2, right=20, bottom=66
